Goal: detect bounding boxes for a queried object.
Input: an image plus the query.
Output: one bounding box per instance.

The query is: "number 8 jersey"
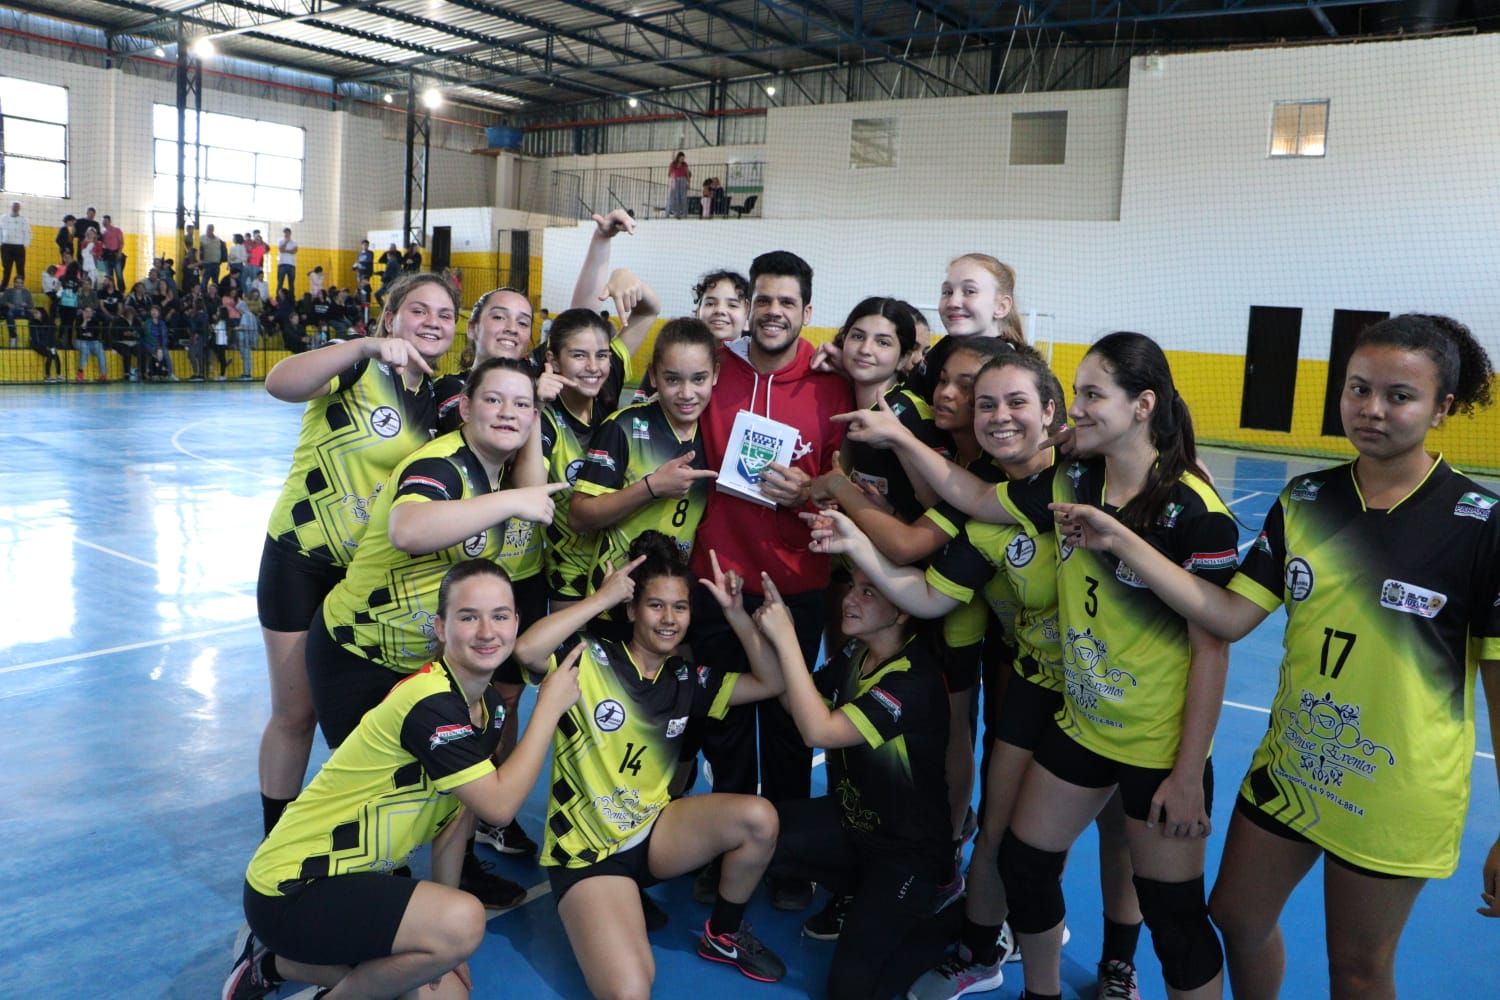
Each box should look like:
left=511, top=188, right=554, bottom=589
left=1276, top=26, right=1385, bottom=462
left=1228, top=459, right=1500, bottom=877
left=537, top=633, right=739, bottom=868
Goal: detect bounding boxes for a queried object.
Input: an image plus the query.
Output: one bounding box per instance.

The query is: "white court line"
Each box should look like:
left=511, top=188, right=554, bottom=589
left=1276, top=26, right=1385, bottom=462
left=0, top=621, right=259, bottom=677
left=170, top=420, right=285, bottom=485
left=0, top=510, right=256, bottom=602
left=1237, top=539, right=1256, bottom=552
left=1226, top=491, right=1267, bottom=507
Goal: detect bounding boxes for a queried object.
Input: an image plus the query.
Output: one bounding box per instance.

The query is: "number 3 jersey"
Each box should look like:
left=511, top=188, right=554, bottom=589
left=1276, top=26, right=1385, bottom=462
left=1228, top=459, right=1500, bottom=877
left=538, top=633, right=739, bottom=868
left=1010, top=457, right=1238, bottom=769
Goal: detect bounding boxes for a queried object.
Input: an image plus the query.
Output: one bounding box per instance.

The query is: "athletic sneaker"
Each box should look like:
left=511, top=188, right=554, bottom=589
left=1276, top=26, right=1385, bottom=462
left=768, top=875, right=814, bottom=912
left=222, top=932, right=281, bottom=1000
left=459, top=852, right=527, bottom=909
left=1097, top=959, right=1141, bottom=1000
left=933, top=867, right=965, bottom=913
left=475, top=818, right=538, bottom=857
left=905, top=945, right=1002, bottom=1000
left=801, top=893, right=852, bottom=940
left=1003, top=922, right=1069, bottom=964
left=697, top=920, right=787, bottom=983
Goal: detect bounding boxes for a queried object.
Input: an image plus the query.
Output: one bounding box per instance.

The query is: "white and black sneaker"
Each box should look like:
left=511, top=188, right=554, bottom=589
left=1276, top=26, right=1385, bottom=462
left=475, top=818, right=538, bottom=856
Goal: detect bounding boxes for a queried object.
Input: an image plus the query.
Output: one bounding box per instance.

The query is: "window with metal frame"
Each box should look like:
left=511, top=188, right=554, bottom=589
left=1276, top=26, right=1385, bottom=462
left=0, top=75, right=69, bottom=198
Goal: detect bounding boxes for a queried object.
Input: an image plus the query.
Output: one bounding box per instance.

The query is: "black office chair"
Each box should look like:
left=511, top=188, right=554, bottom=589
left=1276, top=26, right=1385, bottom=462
left=728, top=194, right=758, bottom=218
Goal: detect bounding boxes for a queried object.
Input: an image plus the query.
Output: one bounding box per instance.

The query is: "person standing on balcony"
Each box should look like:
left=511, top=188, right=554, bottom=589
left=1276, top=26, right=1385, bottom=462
left=667, top=151, right=692, bottom=219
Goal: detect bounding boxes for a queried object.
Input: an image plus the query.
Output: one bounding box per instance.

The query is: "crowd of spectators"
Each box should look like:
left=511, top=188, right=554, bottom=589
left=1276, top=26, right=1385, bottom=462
left=2, top=200, right=445, bottom=384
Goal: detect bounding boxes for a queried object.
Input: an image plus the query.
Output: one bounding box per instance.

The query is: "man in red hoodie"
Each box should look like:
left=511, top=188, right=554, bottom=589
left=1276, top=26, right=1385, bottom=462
left=687, top=250, right=852, bottom=911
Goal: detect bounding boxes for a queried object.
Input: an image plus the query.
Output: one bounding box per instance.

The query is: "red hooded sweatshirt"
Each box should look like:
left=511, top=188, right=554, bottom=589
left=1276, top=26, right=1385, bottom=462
left=691, top=337, right=853, bottom=597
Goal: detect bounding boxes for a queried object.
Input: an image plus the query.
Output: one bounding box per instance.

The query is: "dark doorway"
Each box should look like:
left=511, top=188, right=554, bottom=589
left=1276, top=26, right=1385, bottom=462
left=430, top=226, right=452, bottom=272
left=1321, top=309, right=1390, bottom=437
left=1240, top=306, right=1303, bottom=432
left=507, top=230, right=530, bottom=294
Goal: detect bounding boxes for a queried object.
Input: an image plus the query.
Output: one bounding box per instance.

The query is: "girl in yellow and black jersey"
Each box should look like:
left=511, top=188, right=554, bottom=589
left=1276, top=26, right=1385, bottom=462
left=253, top=272, right=454, bottom=838
left=813, top=335, right=1021, bottom=916
left=537, top=308, right=619, bottom=609
left=303, top=358, right=561, bottom=910
left=571, top=318, right=721, bottom=641
left=1054, top=314, right=1500, bottom=999
left=814, top=348, right=1145, bottom=998
left=841, top=331, right=1236, bottom=1000
left=511, top=532, right=790, bottom=994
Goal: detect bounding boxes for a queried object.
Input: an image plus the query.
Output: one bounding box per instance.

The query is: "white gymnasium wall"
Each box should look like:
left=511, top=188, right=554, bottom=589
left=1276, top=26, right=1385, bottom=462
left=1, top=47, right=492, bottom=255
left=542, top=34, right=1500, bottom=361
left=764, top=89, right=1127, bottom=221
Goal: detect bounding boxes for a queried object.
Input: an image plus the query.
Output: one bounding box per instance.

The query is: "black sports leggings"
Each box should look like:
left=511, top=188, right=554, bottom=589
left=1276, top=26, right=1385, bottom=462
left=770, top=797, right=950, bottom=1000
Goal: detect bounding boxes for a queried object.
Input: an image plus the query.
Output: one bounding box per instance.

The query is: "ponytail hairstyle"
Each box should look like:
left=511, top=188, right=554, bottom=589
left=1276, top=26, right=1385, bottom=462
left=379, top=272, right=459, bottom=337
left=1355, top=313, right=1494, bottom=416
left=651, top=317, right=718, bottom=370
left=545, top=306, right=613, bottom=355
left=975, top=344, right=1067, bottom=435
left=437, top=559, right=513, bottom=617
left=464, top=356, right=537, bottom=401
left=627, top=530, right=694, bottom=597
left=832, top=296, right=917, bottom=356
left=1085, top=331, right=1205, bottom=532
left=950, top=252, right=1026, bottom=345
left=467, top=285, right=531, bottom=329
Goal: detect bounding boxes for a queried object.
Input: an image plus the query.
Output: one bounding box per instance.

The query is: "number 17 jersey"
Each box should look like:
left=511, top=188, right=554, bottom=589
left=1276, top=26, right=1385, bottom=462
left=1229, top=459, right=1500, bottom=877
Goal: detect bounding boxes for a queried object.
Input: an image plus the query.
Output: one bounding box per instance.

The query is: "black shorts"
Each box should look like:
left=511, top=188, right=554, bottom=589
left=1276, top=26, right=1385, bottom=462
left=1033, top=724, right=1214, bottom=824
left=243, top=873, right=416, bottom=968
left=257, top=535, right=346, bottom=633
left=493, top=573, right=548, bottom=686
left=546, top=826, right=659, bottom=902
left=992, top=670, right=1063, bottom=752
left=1232, top=795, right=1403, bottom=880
left=940, top=636, right=983, bottom=694
left=305, top=605, right=403, bottom=749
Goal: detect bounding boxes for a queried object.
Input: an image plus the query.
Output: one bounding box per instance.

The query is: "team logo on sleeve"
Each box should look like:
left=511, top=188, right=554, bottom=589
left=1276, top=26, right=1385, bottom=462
left=429, top=723, right=475, bottom=749
left=1284, top=557, right=1315, bottom=601
left=1379, top=579, right=1447, bottom=619
left=1289, top=479, right=1324, bottom=503
left=696, top=665, right=711, bottom=688
left=1252, top=530, right=1272, bottom=554
left=462, top=531, right=486, bottom=557
left=737, top=428, right=784, bottom=484
left=370, top=405, right=402, bottom=438
left=565, top=458, right=585, bottom=484
left=593, top=699, right=627, bottom=731
left=1453, top=491, right=1498, bottom=521
left=869, top=687, right=903, bottom=722
left=1006, top=534, right=1036, bottom=567
left=585, top=448, right=616, bottom=472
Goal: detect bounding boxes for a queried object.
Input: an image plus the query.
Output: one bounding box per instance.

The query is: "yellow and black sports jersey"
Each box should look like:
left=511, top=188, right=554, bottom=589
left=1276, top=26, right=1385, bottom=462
left=1228, top=459, right=1500, bottom=877
left=848, top=387, right=947, bottom=523
left=1017, top=457, right=1237, bottom=769
left=817, top=637, right=951, bottom=852
left=573, top=400, right=709, bottom=603
left=531, top=338, right=634, bottom=418
left=927, top=463, right=1064, bottom=692
left=538, top=633, right=739, bottom=868
left=266, top=357, right=437, bottom=566
left=433, top=372, right=467, bottom=435
left=321, top=429, right=543, bottom=673
left=922, top=455, right=1013, bottom=650
left=247, top=658, right=501, bottom=896
left=540, top=400, right=607, bottom=600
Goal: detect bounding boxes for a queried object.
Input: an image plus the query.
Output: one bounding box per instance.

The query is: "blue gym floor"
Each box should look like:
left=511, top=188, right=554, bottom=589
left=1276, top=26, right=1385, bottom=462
left=2, top=384, right=1495, bottom=998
